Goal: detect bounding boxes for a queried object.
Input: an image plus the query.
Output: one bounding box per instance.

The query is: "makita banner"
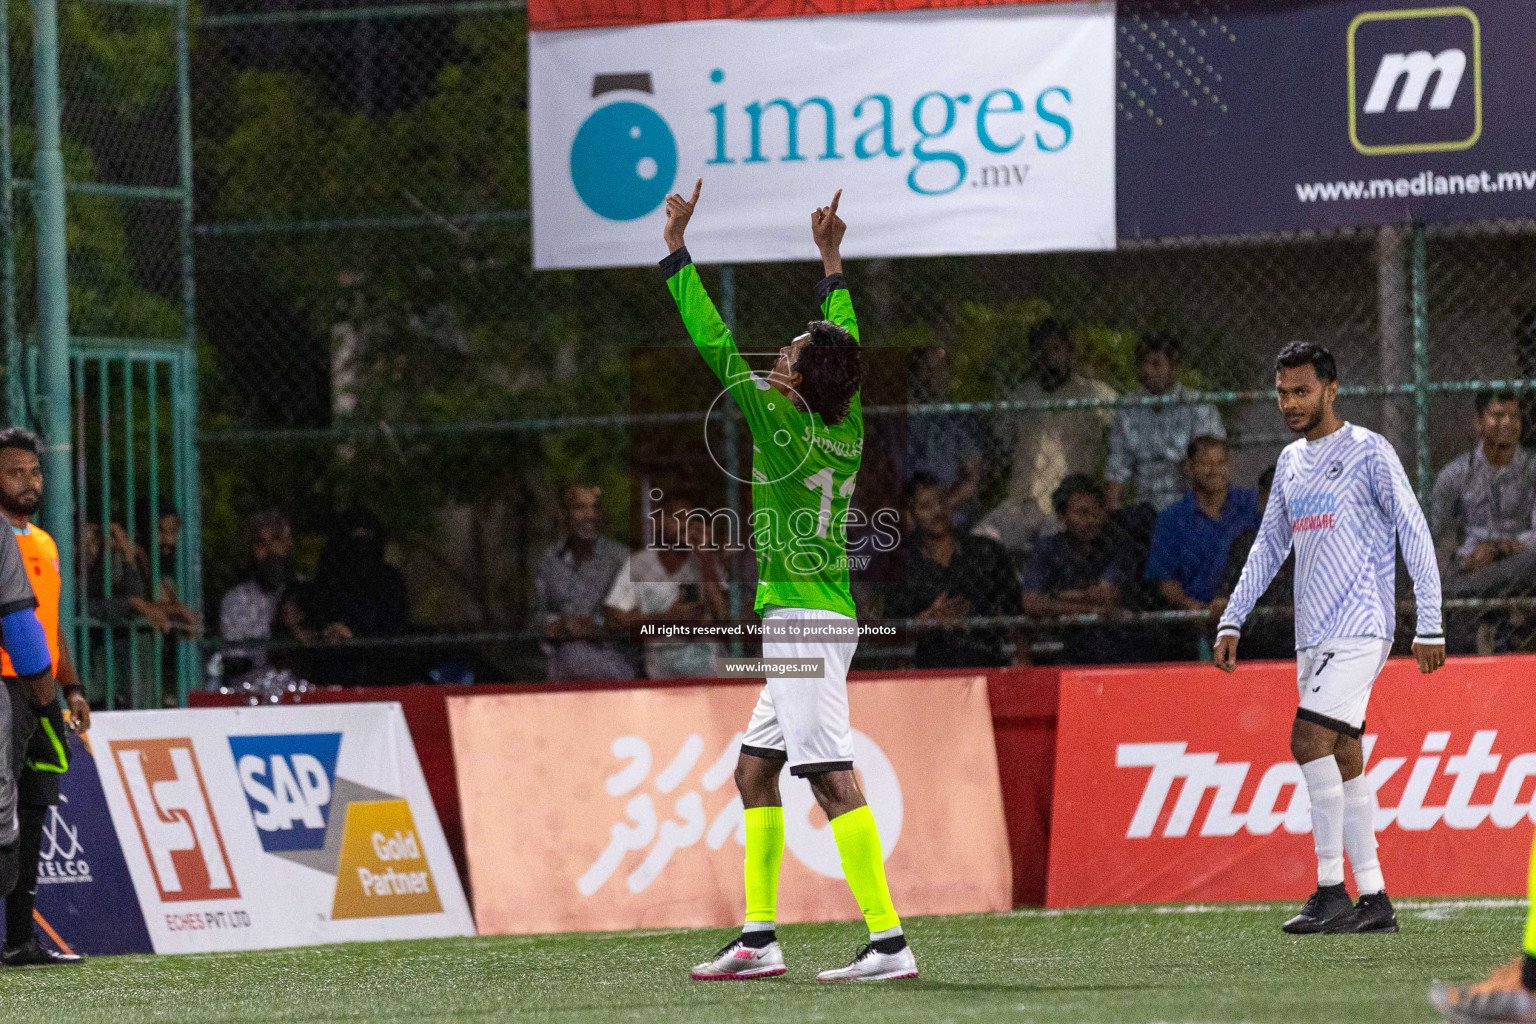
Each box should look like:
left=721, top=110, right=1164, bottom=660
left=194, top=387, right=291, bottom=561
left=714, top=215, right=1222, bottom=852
left=450, top=676, right=1012, bottom=934
left=91, top=704, right=474, bottom=952
left=529, top=0, right=1115, bottom=268
left=1048, top=657, right=1536, bottom=907
left=1117, top=0, right=1536, bottom=237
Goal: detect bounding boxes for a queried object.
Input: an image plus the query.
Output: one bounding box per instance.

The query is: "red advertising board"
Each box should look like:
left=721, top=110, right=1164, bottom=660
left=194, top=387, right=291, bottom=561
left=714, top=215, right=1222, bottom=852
left=1047, top=656, right=1536, bottom=907
left=530, top=0, right=1077, bottom=32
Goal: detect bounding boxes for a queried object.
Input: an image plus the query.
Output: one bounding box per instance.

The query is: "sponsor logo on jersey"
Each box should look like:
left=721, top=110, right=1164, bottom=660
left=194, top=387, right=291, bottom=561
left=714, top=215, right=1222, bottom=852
left=1291, top=490, right=1338, bottom=532
left=111, top=739, right=240, bottom=902
left=1118, top=730, right=1529, bottom=839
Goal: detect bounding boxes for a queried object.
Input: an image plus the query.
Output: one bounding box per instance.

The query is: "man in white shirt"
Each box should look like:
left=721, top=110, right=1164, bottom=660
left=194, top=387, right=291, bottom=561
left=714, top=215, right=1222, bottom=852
left=605, top=491, right=727, bottom=679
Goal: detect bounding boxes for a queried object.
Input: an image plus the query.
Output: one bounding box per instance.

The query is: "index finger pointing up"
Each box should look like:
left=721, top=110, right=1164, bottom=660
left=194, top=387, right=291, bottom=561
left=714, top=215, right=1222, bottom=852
left=828, top=188, right=841, bottom=216
left=689, top=179, right=702, bottom=205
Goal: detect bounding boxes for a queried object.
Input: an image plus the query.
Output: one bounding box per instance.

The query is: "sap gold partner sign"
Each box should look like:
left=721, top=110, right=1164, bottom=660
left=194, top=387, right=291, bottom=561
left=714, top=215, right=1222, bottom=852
left=331, top=800, right=442, bottom=919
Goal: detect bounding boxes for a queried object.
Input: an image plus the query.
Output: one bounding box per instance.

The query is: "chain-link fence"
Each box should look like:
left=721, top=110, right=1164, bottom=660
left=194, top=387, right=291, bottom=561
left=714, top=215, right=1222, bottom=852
left=170, top=1, right=1536, bottom=691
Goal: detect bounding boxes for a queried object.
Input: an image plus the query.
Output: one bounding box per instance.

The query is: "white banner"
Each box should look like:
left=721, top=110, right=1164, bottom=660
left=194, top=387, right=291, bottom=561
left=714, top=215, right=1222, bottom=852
left=530, top=2, right=1115, bottom=268
left=90, top=704, right=474, bottom=952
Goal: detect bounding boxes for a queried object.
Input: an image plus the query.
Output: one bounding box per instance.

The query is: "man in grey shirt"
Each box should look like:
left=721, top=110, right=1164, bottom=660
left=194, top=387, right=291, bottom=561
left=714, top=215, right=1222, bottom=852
left=1430, top=390, right=1536, bottom=600
left=534, top=482, right=634, bottom=680
left=1105, top=332, right=1225, bottom=513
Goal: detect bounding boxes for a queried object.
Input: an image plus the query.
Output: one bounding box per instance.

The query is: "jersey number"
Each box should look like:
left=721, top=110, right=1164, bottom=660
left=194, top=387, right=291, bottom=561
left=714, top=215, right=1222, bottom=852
left=802, top=469, right=857, bottom=538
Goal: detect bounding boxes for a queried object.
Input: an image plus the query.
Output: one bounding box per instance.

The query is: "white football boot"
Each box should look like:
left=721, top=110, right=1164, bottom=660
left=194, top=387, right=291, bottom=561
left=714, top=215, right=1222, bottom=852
left=815, top=941, right=918, bottom=982
left=690, top=937, right=786, bottom=981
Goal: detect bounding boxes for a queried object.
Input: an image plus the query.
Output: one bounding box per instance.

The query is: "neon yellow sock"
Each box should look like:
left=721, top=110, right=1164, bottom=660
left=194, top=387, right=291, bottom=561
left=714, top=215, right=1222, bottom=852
left=829, top=805, right=901, bottom=935
left=1524, top=828, right=1536, bottom=957
left=744, top=806, right=784, bottom=925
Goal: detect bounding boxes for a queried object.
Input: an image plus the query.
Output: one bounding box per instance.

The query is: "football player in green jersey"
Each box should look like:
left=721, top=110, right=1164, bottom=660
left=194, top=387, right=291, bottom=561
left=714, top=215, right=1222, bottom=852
left=663, top=182, right=915, bottom=983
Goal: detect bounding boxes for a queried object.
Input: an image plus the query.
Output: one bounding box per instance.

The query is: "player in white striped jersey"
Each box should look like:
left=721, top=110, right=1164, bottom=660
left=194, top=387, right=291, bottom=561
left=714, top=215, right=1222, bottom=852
left=1215, top=341, right=1444, bottom=935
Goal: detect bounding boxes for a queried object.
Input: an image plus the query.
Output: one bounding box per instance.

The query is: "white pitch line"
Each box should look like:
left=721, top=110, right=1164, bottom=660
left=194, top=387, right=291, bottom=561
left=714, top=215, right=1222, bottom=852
left=1008, top=897, right=1526, bottom=919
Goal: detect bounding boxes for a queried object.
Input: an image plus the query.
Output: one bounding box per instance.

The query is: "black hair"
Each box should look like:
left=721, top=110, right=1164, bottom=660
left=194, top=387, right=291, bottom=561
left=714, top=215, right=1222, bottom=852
left=903, top=470, right=943, bottom=509
left=1274, top=340, right=1337, bottom=384
left=1051, top=473, right=1104, bottom=517
left=1186, top=434, right=1228, bottom=461
left=0, top=427, right=40, bottom=457
left=1135, top=331, right=1183, bottom=364
left=794, top=320, right=862, bottom=427
left=1475, top=390, right=1519, bottom=416
left=1258, top=465, right=1276, bottom=491
left=1028, top=317, right=1070, bottom=352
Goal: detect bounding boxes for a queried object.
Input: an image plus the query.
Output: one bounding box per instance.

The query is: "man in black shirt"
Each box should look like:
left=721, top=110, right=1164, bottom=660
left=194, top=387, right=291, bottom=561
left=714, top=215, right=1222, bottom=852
left=885, top=473, right=1022, bottom=668
left=1022, top=475, right=1137, bottom=663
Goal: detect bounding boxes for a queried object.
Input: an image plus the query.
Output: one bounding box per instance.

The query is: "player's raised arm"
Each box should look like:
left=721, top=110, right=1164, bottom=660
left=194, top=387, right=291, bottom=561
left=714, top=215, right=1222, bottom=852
left=1214, top=454, right=1294, bottom=672
left=811, top=190, right=858, bottom=343
left=1370, top=440, right=1445, bottom=672
left=658, top=180, right=771, bottom=432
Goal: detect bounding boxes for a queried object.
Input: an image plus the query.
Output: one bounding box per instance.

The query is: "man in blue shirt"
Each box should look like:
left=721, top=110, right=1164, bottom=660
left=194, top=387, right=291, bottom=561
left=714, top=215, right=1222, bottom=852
left=1147, top=435, right=1261, bottom=612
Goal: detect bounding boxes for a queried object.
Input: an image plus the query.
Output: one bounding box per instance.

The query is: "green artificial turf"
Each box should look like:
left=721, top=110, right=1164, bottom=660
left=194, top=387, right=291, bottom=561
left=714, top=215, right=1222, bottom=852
left=0, top=899, right=1521, bottom=1023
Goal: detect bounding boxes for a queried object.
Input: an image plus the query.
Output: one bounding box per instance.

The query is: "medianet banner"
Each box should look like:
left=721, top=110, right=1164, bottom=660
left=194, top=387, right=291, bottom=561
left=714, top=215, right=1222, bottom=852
left=528, top=0, right=1115, bottom=268
left=1048, top=656, right=1536, bottom=907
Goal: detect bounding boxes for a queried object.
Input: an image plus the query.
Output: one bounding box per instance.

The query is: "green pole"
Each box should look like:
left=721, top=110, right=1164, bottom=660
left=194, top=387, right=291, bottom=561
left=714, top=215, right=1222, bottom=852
left=30, top=0, right=75, bottom=648
left=719, top=265, right=742, bottom=653
left=175, top=0, right=203, bottom=702
left=1410, top=224, right=1430, bottom=502
left=0, top=0, right=19, bottom=427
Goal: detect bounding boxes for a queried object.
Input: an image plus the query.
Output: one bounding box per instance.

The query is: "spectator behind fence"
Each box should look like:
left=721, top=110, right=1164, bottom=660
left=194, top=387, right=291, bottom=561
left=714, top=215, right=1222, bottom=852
left=978, top=318, right=1116, bottom=555
left=535, top=482, right=634, bottom=680
left=1215, top=465, right=1294, bottom=659
left=1430, top=390, right=1536, bottom=653
left=1105, top=332, right=1225, bottom=512
left=218, top=509, right=297, bottom=676
left=311, top=506, right=410, bottom=641
left=135, top=499, right=200, bottom=637
left=885, top=471, right=1023, bottom=668
left=604, top=492, right=727, bottom=679
left=905, top=346, right=984, bottom=531
left=1146, top=436, right=1261, bottom=613
left=1022, top=475, right=1135, bottom=663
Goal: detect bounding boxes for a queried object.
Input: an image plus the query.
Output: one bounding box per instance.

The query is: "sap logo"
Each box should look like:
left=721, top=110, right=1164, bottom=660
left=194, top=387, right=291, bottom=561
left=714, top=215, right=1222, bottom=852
left=1348, top=8, right=1481, bottom=156
left=1118, top=730, right=1536, bottom=840
left=111, top=738, right=240, bottom=902
left=570, top=72, right=678, bottom=222
left=228, top=733, right=342, bottom=853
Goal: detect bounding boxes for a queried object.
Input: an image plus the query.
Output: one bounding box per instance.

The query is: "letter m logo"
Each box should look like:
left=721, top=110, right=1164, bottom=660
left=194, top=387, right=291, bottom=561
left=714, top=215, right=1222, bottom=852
left=1348, top=7, right=1481, bottom=155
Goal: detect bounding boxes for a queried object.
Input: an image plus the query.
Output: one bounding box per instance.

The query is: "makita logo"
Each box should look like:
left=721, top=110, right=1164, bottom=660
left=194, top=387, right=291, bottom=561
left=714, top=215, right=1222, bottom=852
left=1118, top=730, right=1532, bottom=839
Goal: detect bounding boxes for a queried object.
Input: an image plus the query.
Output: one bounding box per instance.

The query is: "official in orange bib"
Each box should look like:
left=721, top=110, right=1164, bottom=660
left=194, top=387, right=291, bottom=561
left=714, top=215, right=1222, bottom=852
left=0, top=428, right=88, bottom=967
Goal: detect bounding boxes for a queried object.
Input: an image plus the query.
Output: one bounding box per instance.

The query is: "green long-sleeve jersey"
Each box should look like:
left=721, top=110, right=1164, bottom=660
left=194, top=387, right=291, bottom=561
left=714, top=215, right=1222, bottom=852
left=661, top=246, right=862, bottom=618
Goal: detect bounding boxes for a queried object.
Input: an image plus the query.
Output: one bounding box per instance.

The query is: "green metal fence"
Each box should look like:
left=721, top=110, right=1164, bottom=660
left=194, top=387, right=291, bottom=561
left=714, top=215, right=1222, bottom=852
left=9, top=0, right=1536, bottom=698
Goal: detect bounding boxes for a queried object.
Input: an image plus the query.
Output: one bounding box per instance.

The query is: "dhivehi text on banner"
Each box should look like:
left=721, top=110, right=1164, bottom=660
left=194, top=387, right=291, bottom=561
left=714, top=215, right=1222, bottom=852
left=529, top=0, right=1115, bottom=268
left=450, top=676, right=1012, bottom=934
left=1047, top=657, right=1536, bottom=907
left=90, top=703, right=474, bottom=952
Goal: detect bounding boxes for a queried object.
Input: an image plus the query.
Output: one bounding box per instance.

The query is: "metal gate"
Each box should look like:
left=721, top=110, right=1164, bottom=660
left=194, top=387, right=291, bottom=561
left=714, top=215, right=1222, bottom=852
left=71, top=343, right=201, bottom=708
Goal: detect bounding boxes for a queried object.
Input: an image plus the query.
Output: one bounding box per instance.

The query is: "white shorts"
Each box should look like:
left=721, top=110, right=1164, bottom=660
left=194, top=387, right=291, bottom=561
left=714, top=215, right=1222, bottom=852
left=1295, top=636, right=1393, bottom=737
left=741, top=606, right=858, bottom=776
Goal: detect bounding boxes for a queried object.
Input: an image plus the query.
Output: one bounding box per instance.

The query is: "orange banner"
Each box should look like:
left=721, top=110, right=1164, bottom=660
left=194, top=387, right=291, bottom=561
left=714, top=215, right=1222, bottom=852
left=1048, top=656, right=1536, bottom=907
left=450, top=676, right=1011, bottom=934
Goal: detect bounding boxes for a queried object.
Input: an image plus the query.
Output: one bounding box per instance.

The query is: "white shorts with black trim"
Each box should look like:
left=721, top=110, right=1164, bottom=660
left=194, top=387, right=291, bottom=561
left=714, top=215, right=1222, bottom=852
left=740, top=606, right=858, bottom=776
left=1295, top=635, right=1393, bottom=738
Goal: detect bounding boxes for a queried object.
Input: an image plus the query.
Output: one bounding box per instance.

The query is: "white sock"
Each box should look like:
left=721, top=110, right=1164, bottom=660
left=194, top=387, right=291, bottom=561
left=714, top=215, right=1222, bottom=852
left=1301, top=755, right=1346, bottom=887
left=742, top=921, right=776, bottom=933
left=1342, top=775, right=1384, bottom=895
